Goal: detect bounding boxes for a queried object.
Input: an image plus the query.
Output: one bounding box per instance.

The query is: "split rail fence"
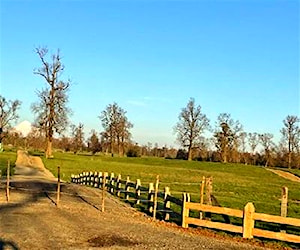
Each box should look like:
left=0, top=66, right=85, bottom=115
left=71, top=171, right=300, bottom=244
left=182, top=194, right=300, bottom=244
left=71, top=171, right=183, bottom=221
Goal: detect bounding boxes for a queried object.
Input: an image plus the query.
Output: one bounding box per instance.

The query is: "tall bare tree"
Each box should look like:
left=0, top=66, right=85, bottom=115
left=0, top=95, right=21, bottom=151
left=239, top=132, right=247, bottom=164
left=280, top=115, right=300, bottom=168
left=87, top=129, right=101, bottom=155
left=174, top=98, right=210, bottom=161
left=31, top=47, right=71, bottom=158
left=116, top=115, right=133, bottom=156
left=259, top=133, right=275, bottom=167
left=248, top=132, right=259, bottom=165
left=99, top=102, right=133, bottom=156
left=71, top=123, right=84, bottom=153
left=214, top=113, right=242, bottom=163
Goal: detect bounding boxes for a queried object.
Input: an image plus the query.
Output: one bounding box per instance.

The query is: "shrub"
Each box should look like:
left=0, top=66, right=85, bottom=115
left=126, top=147, right=140, bottom=157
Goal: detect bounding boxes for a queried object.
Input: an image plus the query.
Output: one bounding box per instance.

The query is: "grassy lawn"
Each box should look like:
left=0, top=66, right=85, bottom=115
left=42, top=152, right=300, bottom=219
left=0, top=150, right=17, bottom=177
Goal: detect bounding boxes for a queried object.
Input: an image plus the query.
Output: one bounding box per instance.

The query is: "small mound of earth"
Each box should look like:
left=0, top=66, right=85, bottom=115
left=13, top=150, right=56, bottom=181
left=15, top=150, right=44, bottom=169
left=88, top=235, right=140, bottom=248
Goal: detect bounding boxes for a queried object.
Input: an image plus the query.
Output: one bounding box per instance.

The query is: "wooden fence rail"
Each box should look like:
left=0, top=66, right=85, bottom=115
left=182, top=194, right=300, bottom=244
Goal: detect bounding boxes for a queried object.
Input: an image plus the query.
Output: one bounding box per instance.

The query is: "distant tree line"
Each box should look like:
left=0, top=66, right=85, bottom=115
left=174, top=98, right=300, bottom=169
left=1, top=47, right=299, bottom=169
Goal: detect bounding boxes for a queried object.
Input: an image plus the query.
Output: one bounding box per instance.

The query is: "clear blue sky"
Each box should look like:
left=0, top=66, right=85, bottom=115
left=1, top=0, right=299, bottom=147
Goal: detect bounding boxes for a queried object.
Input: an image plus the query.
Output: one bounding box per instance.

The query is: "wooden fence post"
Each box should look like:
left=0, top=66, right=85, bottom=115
left=125, top=176, right=130, bottom=201
left=86, top=172, right=89, bottom=185
left=281, top=186, right=288, bottom=233
left=200, top=176, right=205, bottom=219
left=101, top=172, right=108, bottom=212
left=80, top=173, right=83, bottom=184
left=110, top=173, right=115, bottom=193
left=164, top=186, right=171, bottom=221
left=206, top=176, right=212, bottom=205
left=83, top=172, right=87, bottom=185
left=243, top=202, right=255, bottom=239
left=89, top=171, right=94, bottom=186
left=86, top=172, right=90, bottom=185
left=6, top=160, right=10, bottom=203
left=56, top=166, right=61, bottom=207
left=136, top=179, right=141, bottom=205
left=281, top=186, right=288, bottom=217
left=182, top=193, right=190, bottom=228
left=116, top=174, right=122, bottom=197
left=148, top=183, right=154, bottom=213
left=94, top=172, right=98, bottom=187
left=98, top=172, right=102, bottom=188
left=153, top=175, right=159, bottom=220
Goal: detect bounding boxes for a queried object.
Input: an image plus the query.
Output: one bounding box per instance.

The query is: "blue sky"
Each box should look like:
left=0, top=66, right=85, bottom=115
left=1, top=0, right=299, bottom=147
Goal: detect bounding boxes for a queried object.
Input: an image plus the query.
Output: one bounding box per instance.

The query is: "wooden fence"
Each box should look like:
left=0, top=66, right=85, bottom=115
left=71, top=171, right=183, bottom=221
left=182, top=194, right=300, bottom=243
left=71, top=171, right=300, bottom=244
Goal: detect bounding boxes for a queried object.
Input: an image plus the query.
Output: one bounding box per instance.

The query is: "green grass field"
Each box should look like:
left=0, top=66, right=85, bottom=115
left=0, top=150, right=17, bottom=176
left=40, top=152, right=300, bottom=219
left=1, top=149, right=299, bottom=219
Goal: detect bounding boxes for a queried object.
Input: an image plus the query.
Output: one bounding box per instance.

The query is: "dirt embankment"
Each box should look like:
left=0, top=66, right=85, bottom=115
left=13, top=150, right=56, bottom=181
left=266, top=168, right=300, bottom=183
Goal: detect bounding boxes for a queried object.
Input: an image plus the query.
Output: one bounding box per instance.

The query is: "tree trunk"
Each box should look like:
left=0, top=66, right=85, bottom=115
left=288, top=151, right=292, bottom=169
left=188, top=145, right=192, bottom=161
left=223, top=145, right=228, bottom=163
left=120, top=138, right=125, bottom=157
left=0, top=129, right=3, bottom=152
left=110, top=140, right=114, bottom=157
left=45, top=138, right=53, bottom=159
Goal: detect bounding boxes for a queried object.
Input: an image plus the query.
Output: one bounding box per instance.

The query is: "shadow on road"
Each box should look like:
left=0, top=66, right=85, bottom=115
left=0, top=180, right=66, bottom=212
left=0, top=238, right=19, bottom=250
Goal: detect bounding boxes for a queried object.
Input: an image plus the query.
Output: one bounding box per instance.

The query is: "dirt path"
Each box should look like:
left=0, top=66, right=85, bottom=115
left=0, top=151, right=268, bottom=249
left=266, top=168, right=300, bottom=183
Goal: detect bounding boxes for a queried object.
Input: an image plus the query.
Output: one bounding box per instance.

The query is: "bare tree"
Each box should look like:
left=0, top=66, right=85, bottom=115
left=239, top=132, right=247, bottom=164
left=116, top=114, right=133, bottom=156
left=26, top=126, right=45, bottom=150
left=99, top=102, right=133, bottom=157
left=280, top=115, right=300, bottom=168
left=87, top=129, right=101, bottom=155
left=71, top=123, right=84, bottom=153
left=214, top=113, right=242, bottom=163
left=248, top=132, right=259, bottom=164
left=174, top=98, right=210, bottom=161
left=0, top=95, right=21, bottom=151
left=259, top=133, right=275, bottom=167
left=31, top=47, right=71, bottom=158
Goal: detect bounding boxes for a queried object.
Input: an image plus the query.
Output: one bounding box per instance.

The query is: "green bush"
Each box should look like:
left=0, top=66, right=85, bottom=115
left=126, top=148, right=140, bottom=157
